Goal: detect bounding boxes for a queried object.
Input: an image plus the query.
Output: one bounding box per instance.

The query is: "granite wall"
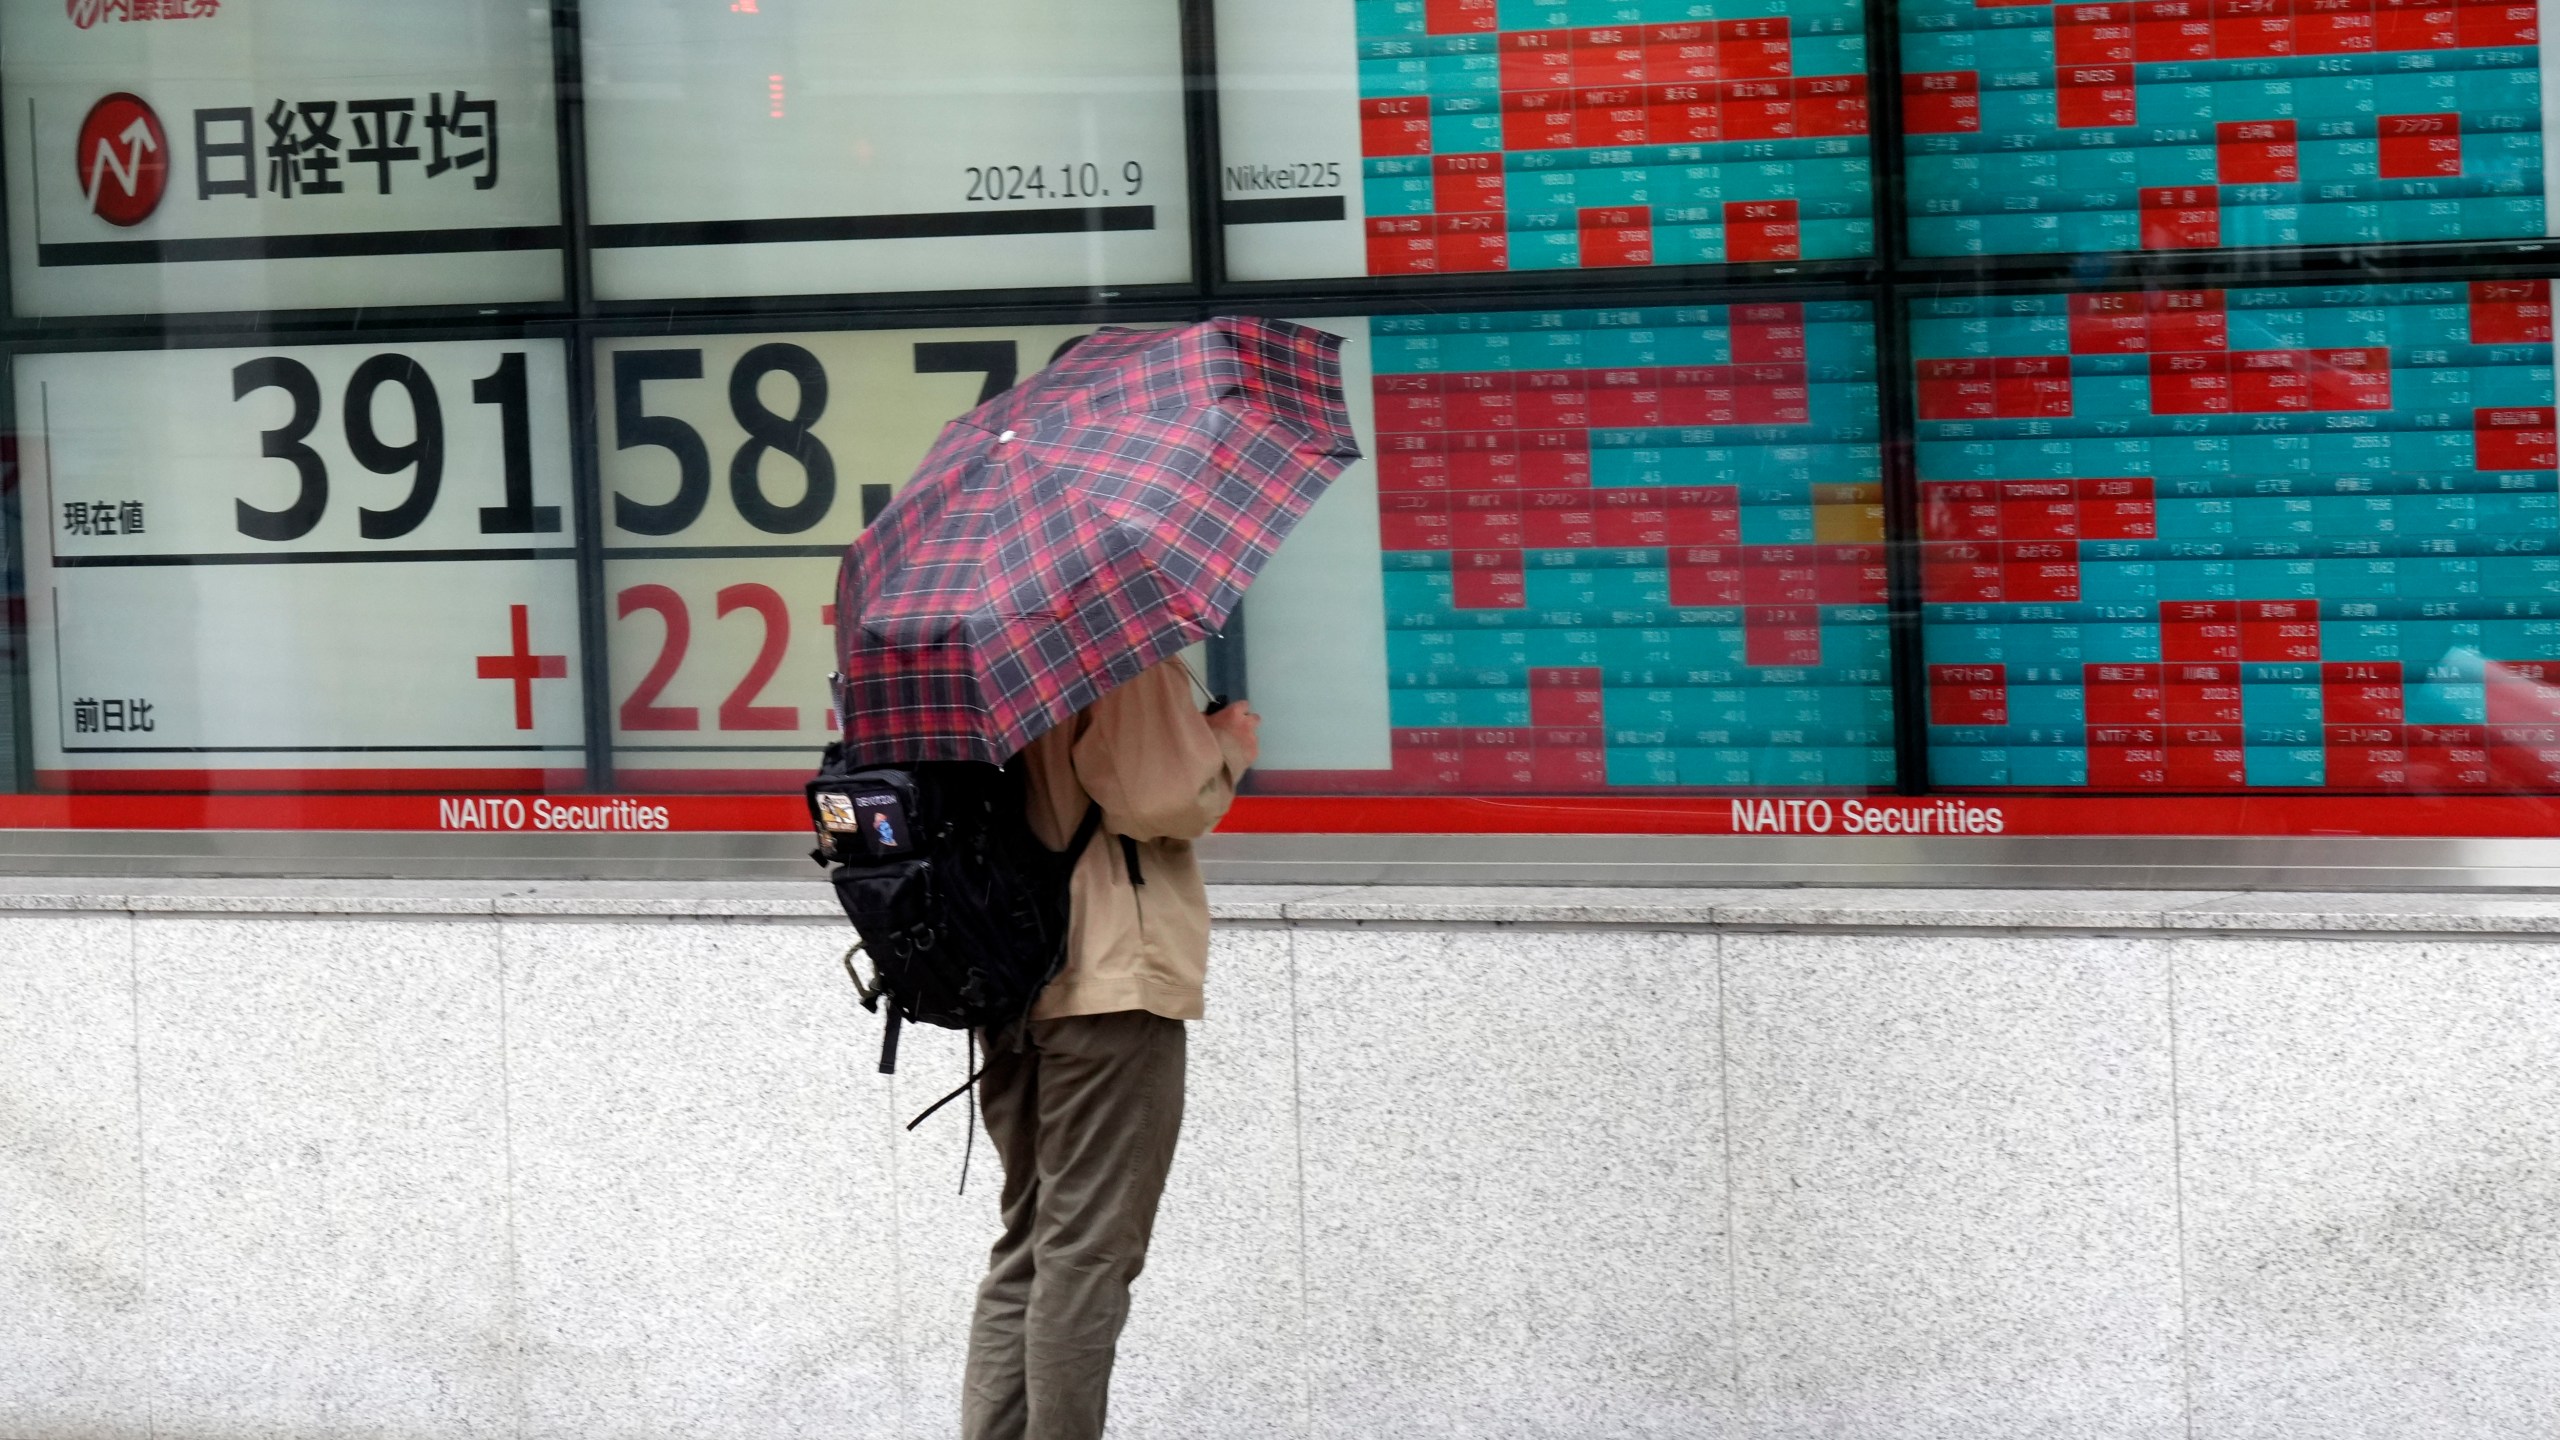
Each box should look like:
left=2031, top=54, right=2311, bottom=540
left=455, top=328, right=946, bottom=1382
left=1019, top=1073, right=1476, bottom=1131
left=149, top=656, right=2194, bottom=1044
left=6, top=880, right=2560, bottom=1438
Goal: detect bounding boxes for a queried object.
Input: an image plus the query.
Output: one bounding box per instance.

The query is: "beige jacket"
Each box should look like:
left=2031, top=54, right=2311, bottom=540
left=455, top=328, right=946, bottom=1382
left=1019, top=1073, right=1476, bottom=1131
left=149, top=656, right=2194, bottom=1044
left=1020, top=658, right=1250, bottom=1021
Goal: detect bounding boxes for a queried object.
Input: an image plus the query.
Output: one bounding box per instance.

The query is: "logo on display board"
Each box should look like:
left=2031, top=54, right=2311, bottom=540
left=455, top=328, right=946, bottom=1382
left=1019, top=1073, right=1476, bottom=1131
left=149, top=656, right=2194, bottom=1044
left=68, top=0, right=219, bottom=27
left=75, top=94, right=167, bottom=227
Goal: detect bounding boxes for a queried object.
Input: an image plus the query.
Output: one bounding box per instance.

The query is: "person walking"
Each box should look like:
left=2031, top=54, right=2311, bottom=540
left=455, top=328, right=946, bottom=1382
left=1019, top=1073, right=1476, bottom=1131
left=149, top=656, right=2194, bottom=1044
left=960, top=654, right=1260, bottom=1440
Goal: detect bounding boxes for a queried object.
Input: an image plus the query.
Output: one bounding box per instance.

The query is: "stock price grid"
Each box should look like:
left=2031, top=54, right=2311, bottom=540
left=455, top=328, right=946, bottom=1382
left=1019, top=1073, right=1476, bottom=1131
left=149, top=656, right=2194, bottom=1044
left=1356, top=0, right=1875, bottom=272
left=1914, top=281, right=2560, bottom=795
left=1370, top=302, right=1892, bottom=793
left=1900, top=0, right=2549, bottom=254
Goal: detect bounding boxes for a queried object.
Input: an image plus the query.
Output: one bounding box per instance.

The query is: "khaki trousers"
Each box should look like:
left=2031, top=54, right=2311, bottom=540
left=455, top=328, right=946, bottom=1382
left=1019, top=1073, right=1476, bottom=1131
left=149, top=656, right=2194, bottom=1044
left=962, top=1010, right=1186, bottom=1440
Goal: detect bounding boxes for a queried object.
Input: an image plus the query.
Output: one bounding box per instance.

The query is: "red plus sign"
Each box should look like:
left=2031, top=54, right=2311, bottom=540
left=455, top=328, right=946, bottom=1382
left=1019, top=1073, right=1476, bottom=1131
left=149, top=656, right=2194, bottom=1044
left=475, top=604, right=567, bottom=730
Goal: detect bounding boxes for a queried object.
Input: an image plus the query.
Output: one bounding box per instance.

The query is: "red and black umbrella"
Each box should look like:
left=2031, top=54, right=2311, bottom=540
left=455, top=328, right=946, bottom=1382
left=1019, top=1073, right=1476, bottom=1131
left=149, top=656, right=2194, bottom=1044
left=833, top=316, right=1360, bottom=764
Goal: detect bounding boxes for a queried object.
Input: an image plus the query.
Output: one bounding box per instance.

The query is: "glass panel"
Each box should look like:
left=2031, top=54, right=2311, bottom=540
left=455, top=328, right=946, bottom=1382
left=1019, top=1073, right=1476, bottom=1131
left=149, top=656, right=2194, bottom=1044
left=1249, top=298, right=1895, bottom=793
left=1898, top=0, right=2550, bottom=258
left=1216, top=0, right=1874, bottom=282
left=592, top=322, right=1140, bottom=791
left=0, top=0, right=567, bottom=316
left=580, top=1, right=1194, bottom=301
left=16, top=338, right=586, bottom=793
left=1913, top=278, right=2560, bottom=794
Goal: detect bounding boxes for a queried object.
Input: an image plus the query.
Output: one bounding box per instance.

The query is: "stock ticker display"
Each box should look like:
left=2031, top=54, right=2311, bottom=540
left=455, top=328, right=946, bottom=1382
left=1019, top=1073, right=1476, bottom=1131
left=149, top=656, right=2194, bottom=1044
left=1901, top=0, right=2548, bottom=256
left=1370, top=301, right=1893, bottom=791
left=1355, top=0, right=1875, bottom=273
left=1915, top=280, right=2560, bottom=792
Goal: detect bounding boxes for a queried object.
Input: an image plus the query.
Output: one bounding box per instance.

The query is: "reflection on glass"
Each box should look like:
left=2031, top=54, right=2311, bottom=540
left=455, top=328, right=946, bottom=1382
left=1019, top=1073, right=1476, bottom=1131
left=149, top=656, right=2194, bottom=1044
left=1915, top=280, right=2560, bottom=791
left=1251, top=302, right=1893, bottom=793
left=1900, top=0, right=2548, bottom=257
left=1216, top=0, right=1874, bottom=282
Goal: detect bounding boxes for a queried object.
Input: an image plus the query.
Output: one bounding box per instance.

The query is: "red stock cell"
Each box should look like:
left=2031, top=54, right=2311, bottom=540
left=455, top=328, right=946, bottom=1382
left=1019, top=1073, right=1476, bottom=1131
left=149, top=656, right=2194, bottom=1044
left=1502, top=90, right=1584, bottom=151
left=1930, top=664, right=2009, bottom=726
left=2378, top=113, right=2461, bottom=178
left=1366, top=215, right=1439, bottom=275
left=1377, top=494, right=1453, bottom=551
left=1450, top=556, right=1527, bottom=610
left=2058, top=65, right=2139, bottom=127
left=1817, top=545, right=1888, bottom=605
left=2323, top=661, right=2405, bottom=724
left=1922, top=541, right=2004, bottom=602
left=2056, top=5, right=2137, bottom=63
left=2241, top=600, right=2322, bottom=661
left=2078, top=477, right=2158, bottom=539
left=2134, top=8, right=2216, bottom=61
left=2003, top=541, right=2081, bottom=602
left=2217, top=118, right=2299, bottom=183
left=2307, top=349, right=2392, bottom=410
left=1426, top=0, right=1498, bottom=32
left=2295, top=9, right=2378, bottom=53
left=2457, top=3, right=2537, bottom=47
left=1669, top=549, right=1746, bottom=606
left=2470, top=280, right=2554, bottom=344
left=1360, top=105, right=1436, bottom=158
left=1902, top=71, right=1980, bottom=133
left=1501, top=40, right=1576, bottom=93
left=1578, top=207, right=1655, bottom=267
left=2476, top=407, right=2559, bottom=470
left=2486, top=663, right=2560, bottom=724
left=1724, top=201, right=1801, bottom=261
left=2139, top=187, right=2222, bottom=249
left=1922, top=481, right=2003, bottom=540
left=1744, top=606, right=1822, bottom=667
left=2373, top=5, right=2459, bottom=49
left=1433, top=155, right=1507, bottom=214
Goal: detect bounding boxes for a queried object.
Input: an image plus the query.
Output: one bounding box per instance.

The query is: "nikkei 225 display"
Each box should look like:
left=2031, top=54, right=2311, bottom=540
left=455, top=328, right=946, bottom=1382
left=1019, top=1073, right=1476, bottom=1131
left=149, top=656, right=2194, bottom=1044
left=1370, top=302, right=1891, bottom=792
left=1901, top=0, right=2547, bottom=256
left=1364, top=2, right=1872, bottom=270
left=1915, top=282, right=2560, bottom=794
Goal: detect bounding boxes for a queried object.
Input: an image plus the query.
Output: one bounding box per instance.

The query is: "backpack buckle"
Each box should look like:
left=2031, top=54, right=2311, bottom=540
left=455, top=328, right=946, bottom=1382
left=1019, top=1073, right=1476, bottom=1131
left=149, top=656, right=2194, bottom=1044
left=842, top=941, right=885, bottom=1012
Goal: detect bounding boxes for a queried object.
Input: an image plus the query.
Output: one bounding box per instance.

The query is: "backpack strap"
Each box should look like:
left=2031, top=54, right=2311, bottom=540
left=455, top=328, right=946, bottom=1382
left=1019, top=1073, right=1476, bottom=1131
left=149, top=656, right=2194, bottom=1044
left=1062, top=800, right=1104, bottom=874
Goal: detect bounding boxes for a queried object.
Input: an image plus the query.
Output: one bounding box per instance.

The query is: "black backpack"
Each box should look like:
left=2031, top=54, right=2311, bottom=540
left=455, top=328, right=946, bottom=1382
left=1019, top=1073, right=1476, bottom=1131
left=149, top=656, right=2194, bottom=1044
left=805, top=741, right=1101, bottom=1077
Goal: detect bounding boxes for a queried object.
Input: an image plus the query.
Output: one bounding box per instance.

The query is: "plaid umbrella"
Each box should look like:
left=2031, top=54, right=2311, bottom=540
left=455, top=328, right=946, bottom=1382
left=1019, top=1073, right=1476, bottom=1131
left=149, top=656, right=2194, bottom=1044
left=833, top=316, right=1361, bottom=764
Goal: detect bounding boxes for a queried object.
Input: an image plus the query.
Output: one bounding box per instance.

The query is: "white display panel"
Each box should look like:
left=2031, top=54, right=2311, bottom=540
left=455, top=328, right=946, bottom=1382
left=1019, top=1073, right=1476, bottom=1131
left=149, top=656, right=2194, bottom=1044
left=0, top=0, right=566, bottom=317
left=580, top=0, right=1194, bottom=302
left=594, top=324, right=1130, bottom=788
left=19, top=340, right=584, bottom=791
left=1240, top=317, right=1393, bottom=773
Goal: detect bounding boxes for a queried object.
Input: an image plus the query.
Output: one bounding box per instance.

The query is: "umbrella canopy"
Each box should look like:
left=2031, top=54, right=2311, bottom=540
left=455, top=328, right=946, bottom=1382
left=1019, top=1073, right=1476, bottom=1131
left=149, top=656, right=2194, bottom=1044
left=834, top=316, right=1361, bottom=764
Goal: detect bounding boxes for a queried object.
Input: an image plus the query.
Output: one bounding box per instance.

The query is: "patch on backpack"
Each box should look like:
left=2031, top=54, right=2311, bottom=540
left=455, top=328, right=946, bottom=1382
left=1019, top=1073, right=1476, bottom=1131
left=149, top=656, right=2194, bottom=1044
left=853, top=792, right=913, bottom=854
left=814, top=791, right=862, bottom=832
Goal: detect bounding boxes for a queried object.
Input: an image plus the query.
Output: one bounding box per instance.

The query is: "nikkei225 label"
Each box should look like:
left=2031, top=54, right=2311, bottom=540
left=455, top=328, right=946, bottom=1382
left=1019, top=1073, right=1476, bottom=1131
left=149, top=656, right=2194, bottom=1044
left=19, top=340, right=584, bottom=792
left=593, top=324, right=1115, bottom=789
left=1, top=0, right=566, bottom=316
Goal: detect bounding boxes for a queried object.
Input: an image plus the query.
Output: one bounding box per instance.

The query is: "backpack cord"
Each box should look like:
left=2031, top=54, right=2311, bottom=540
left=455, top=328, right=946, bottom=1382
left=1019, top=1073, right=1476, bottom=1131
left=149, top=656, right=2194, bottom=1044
left=959, top=1031, right=977, bottom=1195
left=907, top=1054, right=985, bottom=1133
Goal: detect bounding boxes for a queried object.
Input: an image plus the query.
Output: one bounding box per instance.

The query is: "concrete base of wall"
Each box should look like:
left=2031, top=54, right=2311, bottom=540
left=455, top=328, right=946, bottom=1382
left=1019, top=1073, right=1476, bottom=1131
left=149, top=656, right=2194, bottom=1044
left=7, top=880, right=2560, bottom=1438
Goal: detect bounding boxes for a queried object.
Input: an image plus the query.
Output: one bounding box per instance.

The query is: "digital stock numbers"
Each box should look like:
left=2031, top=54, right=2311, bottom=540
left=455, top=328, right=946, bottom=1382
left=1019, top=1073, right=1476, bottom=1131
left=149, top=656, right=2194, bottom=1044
left=1368, top=301, right=1892, bottom=791
left=1901, top=0, right=2546, bottom=255
left=1915, top=280, right=2560, bottom=793
left=1357, top=0, right=1874, bottom=273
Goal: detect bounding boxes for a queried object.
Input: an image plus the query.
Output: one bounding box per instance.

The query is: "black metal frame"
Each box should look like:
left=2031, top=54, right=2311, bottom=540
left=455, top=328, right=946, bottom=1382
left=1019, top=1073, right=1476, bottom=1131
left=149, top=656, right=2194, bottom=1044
left=4, top=0, right=2559, bottom=827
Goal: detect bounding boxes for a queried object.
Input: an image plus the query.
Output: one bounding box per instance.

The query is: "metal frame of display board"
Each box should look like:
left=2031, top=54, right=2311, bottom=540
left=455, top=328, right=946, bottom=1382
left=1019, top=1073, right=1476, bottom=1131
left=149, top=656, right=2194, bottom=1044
left=0, top=0, right=2551, bottom=880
